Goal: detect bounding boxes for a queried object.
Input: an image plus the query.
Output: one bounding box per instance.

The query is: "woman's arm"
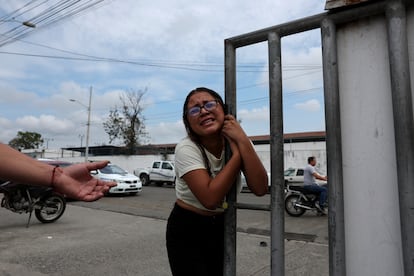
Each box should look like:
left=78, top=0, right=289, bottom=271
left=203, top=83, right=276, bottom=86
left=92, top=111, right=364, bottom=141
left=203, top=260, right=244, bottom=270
left=181, top=138, right=242, bottom=210
left=0, top=143, right=55, bottom=185
left=0, top=143, right=116, bottom=201
left=222, top=115, right=268, bottom=196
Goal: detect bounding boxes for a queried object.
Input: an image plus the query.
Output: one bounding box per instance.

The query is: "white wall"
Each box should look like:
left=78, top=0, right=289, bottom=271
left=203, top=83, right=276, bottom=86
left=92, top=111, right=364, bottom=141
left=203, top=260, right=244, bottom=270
left=336, top=9, right=412, bottom=275
left=58, top=154, right=175, bottom=175
left=255, top=141, right=327, bottom=174
left=55, top=141, right=326, bottom=176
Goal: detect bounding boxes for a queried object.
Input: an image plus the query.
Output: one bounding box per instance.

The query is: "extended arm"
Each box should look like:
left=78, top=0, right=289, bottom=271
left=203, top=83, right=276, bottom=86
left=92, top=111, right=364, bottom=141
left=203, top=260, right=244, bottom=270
left=182, top=139, right=242, bottom=210
left=312, top=171, right=328, bottom=181
left=0, top=143, right=116, bottom=201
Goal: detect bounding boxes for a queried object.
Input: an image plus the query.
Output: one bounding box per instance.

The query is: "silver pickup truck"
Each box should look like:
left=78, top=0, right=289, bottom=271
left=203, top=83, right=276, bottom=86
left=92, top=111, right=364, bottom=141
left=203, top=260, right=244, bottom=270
left=134, top=160, right=175, bottom=186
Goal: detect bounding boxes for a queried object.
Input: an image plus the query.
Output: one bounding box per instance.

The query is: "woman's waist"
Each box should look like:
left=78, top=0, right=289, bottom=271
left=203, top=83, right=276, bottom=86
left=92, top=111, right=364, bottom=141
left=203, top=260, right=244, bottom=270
left=176, top=199, right=224, bottom=217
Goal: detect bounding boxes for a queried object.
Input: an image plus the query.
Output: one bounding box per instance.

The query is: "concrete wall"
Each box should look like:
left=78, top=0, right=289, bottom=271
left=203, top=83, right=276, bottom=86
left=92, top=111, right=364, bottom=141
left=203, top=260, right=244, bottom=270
left=336, top=6, right=414, bottom=275
left=51, top=141, right=326, bottom=176
left=255, top=142, right=327, bottom=174
left=58, top=154, right=175, bottom=175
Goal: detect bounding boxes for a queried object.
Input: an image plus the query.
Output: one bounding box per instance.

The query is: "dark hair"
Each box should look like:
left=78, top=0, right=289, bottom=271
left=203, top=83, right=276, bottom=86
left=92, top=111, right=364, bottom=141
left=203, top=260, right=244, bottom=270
left=182, top=87, right=224, bottom=176
left=308, top=156, right=315, bottom=164
left=182, top=87, right=224, bottom=139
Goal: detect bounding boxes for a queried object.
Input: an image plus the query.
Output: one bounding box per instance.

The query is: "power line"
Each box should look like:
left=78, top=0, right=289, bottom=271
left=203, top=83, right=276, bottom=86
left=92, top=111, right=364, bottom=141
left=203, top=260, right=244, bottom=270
left=144, top=86, right=323, bottom=125
left=0, top=0, right=107, bottom=47
left=0, top=0, right=44, bottom=22
left=0, top=49, right=322, bottom=73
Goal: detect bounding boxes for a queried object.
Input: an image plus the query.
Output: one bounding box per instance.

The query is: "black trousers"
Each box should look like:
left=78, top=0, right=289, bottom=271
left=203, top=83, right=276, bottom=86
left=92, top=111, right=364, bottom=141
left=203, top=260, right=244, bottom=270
left=166, top=203, right=224, bottom=276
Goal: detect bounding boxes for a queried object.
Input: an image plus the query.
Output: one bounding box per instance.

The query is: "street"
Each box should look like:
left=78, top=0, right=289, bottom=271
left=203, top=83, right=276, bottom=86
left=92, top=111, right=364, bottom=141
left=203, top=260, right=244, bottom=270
left=0, top=186, right=329, bottom=275
left=70, top=186, right=328, bottom=244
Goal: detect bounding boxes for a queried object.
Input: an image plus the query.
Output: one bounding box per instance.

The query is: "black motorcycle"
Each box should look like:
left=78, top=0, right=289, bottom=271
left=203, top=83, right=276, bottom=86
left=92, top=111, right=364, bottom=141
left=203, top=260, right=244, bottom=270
left=0, top=180, right=66, bottom=227
left=284, top=184, right=328, bottom=217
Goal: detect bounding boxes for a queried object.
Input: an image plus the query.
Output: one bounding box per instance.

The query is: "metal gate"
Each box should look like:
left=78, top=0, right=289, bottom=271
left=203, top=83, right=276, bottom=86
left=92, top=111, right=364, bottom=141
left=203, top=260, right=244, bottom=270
left=223, top=0, right=413, bottom=275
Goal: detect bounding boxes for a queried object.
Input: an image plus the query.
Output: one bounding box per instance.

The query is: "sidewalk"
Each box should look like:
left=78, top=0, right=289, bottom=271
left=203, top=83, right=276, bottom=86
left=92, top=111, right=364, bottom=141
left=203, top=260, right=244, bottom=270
left=0, top=204, right=328, bottom=275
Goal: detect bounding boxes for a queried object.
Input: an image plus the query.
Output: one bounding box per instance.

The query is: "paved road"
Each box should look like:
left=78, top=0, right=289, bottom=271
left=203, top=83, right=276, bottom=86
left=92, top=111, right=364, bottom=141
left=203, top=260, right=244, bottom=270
left=0, top=186, right=329, bottom=275
left=70, top=186, right=329, bottom=244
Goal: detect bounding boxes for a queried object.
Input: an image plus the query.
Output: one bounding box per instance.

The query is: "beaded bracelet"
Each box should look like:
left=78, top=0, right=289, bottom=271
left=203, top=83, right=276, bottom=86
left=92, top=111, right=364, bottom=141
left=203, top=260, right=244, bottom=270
left=51, top=165, right=60, bottom=187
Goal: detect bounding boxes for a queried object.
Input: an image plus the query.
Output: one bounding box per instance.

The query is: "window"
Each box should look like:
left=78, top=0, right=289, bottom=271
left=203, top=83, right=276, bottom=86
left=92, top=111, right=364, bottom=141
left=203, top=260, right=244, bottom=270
left=284, top=168, right=295, bottom=176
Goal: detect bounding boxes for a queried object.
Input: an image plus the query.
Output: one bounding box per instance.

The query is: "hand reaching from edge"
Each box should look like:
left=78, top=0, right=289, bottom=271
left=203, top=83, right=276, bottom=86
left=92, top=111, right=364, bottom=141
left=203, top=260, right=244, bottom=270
left=53, top=161, right=117, bottom=202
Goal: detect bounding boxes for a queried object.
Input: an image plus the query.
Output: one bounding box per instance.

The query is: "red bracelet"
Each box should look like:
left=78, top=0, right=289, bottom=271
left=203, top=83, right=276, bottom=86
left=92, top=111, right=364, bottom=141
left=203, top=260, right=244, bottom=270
left=51, top=165, right=60, bottom=187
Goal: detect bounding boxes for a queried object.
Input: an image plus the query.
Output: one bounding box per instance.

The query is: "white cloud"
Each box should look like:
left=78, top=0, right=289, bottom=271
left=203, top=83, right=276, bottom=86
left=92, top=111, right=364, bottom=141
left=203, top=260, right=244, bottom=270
left=0, top=0, right=327, bottom=148
left=16, top=115, right=75, bottom=134
left=237, top=107, right=270, bottom=136
left=295, top=99, right=321, bottom=112
left=146, top=121, right=186, bottom=144
left=238, top=106, right=269, bottom=122
left=282, top=46, right=323, bottom=92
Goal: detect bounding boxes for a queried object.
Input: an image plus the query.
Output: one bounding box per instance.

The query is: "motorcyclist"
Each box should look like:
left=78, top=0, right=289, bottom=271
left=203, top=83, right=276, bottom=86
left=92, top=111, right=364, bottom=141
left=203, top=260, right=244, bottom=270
left=303, top=156, right=328, bottom=215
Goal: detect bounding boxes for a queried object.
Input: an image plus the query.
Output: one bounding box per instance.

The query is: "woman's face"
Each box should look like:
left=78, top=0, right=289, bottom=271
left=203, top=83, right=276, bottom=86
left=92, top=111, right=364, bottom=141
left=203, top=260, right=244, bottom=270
left=186, top=91, right=225, bottom=137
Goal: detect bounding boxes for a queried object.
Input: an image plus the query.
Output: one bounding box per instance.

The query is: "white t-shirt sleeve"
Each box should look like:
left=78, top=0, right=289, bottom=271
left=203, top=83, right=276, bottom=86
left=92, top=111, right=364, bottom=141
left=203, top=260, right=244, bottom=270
left=174, top=140, right=205, bottom=178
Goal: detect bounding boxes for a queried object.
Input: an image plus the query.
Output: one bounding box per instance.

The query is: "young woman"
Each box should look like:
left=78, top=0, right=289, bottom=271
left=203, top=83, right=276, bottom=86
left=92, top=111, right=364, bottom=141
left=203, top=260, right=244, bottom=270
left=166, top=87, right=268, bottom=276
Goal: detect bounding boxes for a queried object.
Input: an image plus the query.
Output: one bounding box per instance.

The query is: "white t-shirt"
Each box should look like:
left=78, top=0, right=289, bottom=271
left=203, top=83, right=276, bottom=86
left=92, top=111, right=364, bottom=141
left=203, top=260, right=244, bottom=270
left=304, top=164, right=317, bottom=186
left=174, top=136, right=241, bottom=212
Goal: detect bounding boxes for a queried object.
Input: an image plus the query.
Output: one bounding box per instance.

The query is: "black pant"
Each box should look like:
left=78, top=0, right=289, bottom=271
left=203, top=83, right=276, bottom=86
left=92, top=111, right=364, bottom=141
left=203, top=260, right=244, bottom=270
left=166, top=203, right=224, bottom=276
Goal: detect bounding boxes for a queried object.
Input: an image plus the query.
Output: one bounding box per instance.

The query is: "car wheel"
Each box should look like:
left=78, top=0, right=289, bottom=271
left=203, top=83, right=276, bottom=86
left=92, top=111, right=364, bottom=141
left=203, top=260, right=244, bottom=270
left=140, top=174, right=150, bottom=186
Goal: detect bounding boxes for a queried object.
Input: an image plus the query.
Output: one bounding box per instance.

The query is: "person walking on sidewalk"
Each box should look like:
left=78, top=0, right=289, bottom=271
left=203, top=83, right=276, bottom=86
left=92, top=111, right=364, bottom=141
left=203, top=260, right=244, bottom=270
left=303, top=156, right=328, bottom=214
left=166, top=87, right=268, bottom=276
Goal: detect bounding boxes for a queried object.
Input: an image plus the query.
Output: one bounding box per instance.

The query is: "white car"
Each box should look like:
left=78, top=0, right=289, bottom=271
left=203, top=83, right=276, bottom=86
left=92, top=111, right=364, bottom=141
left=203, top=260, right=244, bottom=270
left=284, top=168, right=305, bottom=185
left=241, top=172, right=271, bottom=192
left=284, top=167, right=327, bottom=186
left=91, top=163, right=142, bottom=195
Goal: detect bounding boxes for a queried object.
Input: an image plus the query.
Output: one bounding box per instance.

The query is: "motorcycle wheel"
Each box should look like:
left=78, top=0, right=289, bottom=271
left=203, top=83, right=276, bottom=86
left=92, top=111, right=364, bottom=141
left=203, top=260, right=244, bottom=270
left=285, top=195, right=306, bottom=217
left=35, top=193, right=66, bottom=223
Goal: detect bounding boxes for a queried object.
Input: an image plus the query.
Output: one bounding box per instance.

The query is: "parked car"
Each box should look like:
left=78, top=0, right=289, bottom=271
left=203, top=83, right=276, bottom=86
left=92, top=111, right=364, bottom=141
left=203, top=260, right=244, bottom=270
left=241, top=172, right=271, bottom=192
left=284, top=167, right=304, bottom=185
left=91, top=163, right=142, bottom=195
left=38, top=158, right=73, bottom=168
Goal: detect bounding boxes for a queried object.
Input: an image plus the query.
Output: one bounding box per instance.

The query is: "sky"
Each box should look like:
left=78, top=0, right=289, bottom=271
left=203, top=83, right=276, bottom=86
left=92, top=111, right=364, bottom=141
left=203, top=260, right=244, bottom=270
left=0, top=0, right=327, bottom=149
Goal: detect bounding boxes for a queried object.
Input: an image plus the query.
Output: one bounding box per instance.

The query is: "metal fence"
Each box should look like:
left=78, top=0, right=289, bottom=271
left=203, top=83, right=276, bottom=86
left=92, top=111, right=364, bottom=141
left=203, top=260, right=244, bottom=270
left=223, top=0, right=413, bottom=275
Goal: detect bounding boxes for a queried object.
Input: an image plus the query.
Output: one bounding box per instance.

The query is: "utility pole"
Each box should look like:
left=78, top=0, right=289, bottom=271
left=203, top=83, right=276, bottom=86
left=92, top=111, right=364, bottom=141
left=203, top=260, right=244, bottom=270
left=79, top=134, right=85, bottom=147
left=70, top=86, right=92, bottom=162
left=85, top=86, right=92, bottom=162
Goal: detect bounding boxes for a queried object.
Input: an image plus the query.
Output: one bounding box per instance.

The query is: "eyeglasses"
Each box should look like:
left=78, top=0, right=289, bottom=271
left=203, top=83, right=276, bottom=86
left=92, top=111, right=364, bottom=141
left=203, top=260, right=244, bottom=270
left=187, top=100, right=218, bottom=117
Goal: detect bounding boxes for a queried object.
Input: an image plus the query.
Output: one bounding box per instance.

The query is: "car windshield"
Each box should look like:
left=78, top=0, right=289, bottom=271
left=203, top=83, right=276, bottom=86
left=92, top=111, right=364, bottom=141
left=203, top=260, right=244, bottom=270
left=284, top=168, right=296, bottom=177
left=100, top=165, right=127, bottom=175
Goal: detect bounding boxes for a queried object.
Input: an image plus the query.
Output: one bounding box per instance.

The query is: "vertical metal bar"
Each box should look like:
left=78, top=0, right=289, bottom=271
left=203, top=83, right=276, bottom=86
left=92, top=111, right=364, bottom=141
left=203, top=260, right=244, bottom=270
left=223, top=39, right=237, bottom=276
left=385, top=1, right=414, bottom=275
left=268, top=31, right=285, bottom=276
left=321, top=18, right=346, bottom=276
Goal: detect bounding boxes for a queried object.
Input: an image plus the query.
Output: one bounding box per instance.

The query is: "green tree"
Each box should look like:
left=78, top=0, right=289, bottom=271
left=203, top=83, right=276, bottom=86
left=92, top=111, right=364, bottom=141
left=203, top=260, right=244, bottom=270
left=9, top=131, right=44, bottom=150
left=103, top=88, right=148, bottom=154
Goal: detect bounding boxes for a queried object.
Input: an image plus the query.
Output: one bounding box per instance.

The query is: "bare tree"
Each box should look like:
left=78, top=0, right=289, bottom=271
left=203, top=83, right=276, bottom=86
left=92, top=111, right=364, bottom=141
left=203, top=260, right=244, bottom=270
left=103, top=88, right=148, bottom=154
